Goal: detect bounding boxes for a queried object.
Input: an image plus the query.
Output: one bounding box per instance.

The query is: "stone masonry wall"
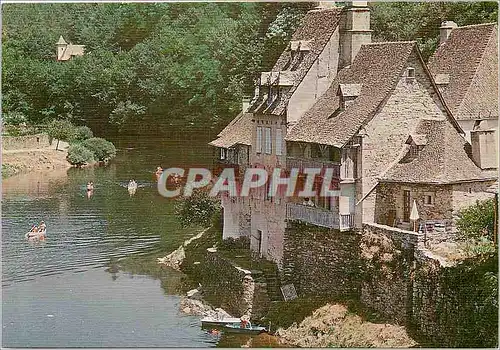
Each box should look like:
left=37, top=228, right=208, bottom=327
left=360, top=223, right=421, bottom=324
left=2, top=133, right=50, bottom=150
left=282, top=222, right=361, bottom=298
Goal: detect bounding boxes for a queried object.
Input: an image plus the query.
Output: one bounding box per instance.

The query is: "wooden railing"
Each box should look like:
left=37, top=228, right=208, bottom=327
left=286, top=157, right=340, bottom=178
left=340, top=214, right=355, bottom=231
left=286, top=203, right=339, bottom=229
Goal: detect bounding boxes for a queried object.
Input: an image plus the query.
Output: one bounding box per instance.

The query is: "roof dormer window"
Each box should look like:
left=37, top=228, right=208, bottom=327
left=338, top=83, right=362, bottom=110
left=401, top=134, right=427, bottom=162
left=407, top=67, right=415, bottom=79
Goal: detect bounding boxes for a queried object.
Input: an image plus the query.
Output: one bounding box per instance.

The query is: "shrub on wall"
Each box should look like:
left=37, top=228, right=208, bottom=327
left=175, top=189, right=220, bottom=228
left=66, top=144, right=94, bottom=166
left=81, top=137, right=116, bottom=161
left=456, top=198, right=495, bottom=241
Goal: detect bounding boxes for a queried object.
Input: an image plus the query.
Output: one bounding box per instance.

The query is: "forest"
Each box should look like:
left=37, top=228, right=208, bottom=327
left=2, top=2, right=498, bottom=138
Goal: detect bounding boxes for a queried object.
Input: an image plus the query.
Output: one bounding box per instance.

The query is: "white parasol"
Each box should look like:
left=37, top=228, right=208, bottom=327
left=410, top=200, right=419, bottom=231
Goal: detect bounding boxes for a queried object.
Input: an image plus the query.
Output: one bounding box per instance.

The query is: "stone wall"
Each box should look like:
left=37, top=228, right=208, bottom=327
left=282, top=222, right=361, bottom=298
left=360, top=223, right=421, bottom=324
left=2, top=133, right=50, bottom=150
left=375, top=183, right=454, bottom=225
left=359, top=223, right=497, bottom=347
left=250, top=201, right=286, bottom=267
left=184, top=249, right=271, bottom=321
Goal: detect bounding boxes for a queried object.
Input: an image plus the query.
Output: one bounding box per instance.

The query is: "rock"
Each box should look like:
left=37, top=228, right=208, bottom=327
left=187, top=288, right=200, bottom=298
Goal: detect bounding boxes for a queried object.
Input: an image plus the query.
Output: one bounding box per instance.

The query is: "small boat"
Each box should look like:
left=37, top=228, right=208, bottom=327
left=201, top=316, right=241, bottom=329
left=221, top=322, right=268, bottom=335
left=25, top=230, right=46, bottom=240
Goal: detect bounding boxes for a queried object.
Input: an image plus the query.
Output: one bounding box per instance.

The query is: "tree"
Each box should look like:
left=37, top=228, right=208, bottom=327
left=456, top=198, right=496, bottom=241
left=81, top=137, right=116, bottom=161
left=46, top=119, right=75, bottom=150
left=371, top=2, right=498, bottom=60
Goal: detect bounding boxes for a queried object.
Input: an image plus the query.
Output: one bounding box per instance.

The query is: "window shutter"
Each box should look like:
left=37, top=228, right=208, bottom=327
left=256, top=127, right=262, bottom=153
left=276, top=128, right=283, bottom=156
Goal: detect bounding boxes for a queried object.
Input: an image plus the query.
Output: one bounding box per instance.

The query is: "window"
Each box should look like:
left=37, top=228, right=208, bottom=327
left=264, top=127, right=272, bottom=154
left=220, top=148, right=227, bottom=160
left=423, top=192, right=435, bottom=206
left=276, top=128, right=283, bottom=156
left=256, top=127, right=263, bottom=154
left=407, top=67, right=415, bottom=78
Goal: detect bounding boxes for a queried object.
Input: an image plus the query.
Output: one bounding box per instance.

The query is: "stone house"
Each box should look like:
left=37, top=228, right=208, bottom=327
left=56, top=35, right=85, bottom=61
left=428, top=22, right=498, bottom=142
left=377, top=117, right=497, bottom=230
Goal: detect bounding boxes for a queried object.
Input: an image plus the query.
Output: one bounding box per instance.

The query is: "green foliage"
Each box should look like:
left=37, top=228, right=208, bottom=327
left=46, top=119, right=75, bottom=149
left=429, top=254, right=498, bottom=347
left=2, top=3, right=310, bottom=134
left=175, top=189, right=220, bottom=228
left=371, top=2, right=498, bottom=60
left=456, top=198, right=496, bottom=241
left=81, top=137, right=117, bottom=161
left=70, top=126, right=94, bottom=143
left=66, top=143, right=94, bottom=166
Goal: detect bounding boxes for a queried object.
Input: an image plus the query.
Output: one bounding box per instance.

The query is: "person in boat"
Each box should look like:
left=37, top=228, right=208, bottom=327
left=29, top=224, right=38, bottom=233
left=86, top=182, right=94, bottom=191
left=38, top=221, right=46, bottom=232
left=155, top=167, right=163, bottom=180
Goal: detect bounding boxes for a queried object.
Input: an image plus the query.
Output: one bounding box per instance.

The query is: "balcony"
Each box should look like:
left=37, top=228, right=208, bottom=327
left=286, top=157, right=340, bottom=178
left=340, top=213, right=355, bottom=231
left=286, top=203, right=339, bottom=229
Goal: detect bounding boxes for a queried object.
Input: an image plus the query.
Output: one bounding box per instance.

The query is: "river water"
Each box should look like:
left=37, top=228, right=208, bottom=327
left=2, top=134, right=221, bottom=347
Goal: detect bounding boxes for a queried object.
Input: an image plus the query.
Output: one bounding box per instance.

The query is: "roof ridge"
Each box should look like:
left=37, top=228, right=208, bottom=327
left=456, top=22, right=497, bottom=30
left=365, top=40, right=416, bottom=45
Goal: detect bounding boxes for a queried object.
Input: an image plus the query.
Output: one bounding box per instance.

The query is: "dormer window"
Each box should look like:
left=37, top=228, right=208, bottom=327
left=407, top=67, right=415, bottom=79
left=402, top=134, right=427, bottom=162
left=338, top=83, right=362, bottom=110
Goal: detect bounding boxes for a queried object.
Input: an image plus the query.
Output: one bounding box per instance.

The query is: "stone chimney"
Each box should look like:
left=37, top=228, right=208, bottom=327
left=242, top=97, right=251, bottom=113
left=471, top=129, right=498, bottom=169
left=339, top=1, right=372, bottom=70
left=439, top=21, right=458, bottom=46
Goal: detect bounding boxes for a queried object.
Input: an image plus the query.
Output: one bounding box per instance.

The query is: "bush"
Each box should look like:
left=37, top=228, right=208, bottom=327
left=175, top=189, right=220, bottom=228
left=70, top=126, right=94, bottom=143
left=456, top=198, right=496, bottom=241
left=81, top=137, right=116, bottom=161
left=66, top=144, right=94, bottom=166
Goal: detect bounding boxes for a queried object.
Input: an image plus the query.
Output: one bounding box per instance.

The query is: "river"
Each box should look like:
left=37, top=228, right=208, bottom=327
left=2, top=133, right=223, bottom=347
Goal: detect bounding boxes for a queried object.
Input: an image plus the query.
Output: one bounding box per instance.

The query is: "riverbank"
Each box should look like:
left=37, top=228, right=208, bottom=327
left=155, top=225, right=419, bottom=347
left=2, top=139, right=71, bottom=178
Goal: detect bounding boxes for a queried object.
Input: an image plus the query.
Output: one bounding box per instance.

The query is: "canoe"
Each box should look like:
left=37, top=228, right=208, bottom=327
left=26, top=230, right=46, bottom=240
left=221, top=323, right=267, bottom=335
left=201, top=316, right=241, bottom=329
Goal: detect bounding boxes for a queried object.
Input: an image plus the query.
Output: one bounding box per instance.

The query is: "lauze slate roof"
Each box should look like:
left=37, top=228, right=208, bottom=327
left=428, top=23, right=498, bottom=120
left=248, top=7, right=342, bottom=116
left=286, top=41, right=419, bottom=147
left=208, top=112, right=253, bottom=148
left=379, top=118, right=497, bottom=184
